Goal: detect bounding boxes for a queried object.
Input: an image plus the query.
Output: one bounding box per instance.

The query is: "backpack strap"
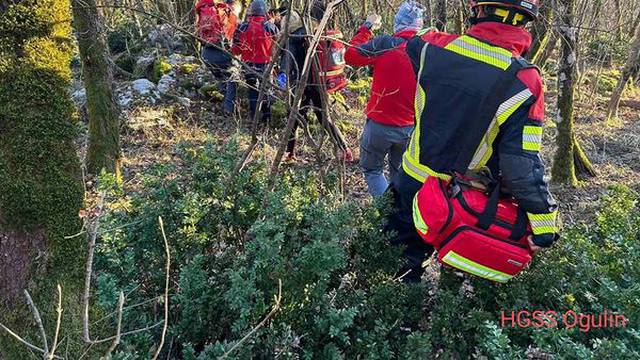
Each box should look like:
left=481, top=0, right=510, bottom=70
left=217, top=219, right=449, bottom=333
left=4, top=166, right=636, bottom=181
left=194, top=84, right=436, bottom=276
left=451, top=58, right=526, bottom=173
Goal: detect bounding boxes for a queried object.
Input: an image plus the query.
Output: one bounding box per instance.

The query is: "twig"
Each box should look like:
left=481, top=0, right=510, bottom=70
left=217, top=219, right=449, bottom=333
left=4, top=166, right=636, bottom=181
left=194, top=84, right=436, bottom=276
left=103, top=291, right=125, bottom=358
left=0, top=323, right=62, bottom=359
left=83, top=191, right=105, bottom=344
left=48, top=284, right=63, bottom=360
left=232, top=0, right=294, bottom=176
left=90, top=322, right=164, bottom=344
left=262, top=0, right=346, bottom=209
left=151, top=216, right=171, bottom=360
left=24, top=290, right=49, bottom=358
left=219, top=279, right=283, bottom=360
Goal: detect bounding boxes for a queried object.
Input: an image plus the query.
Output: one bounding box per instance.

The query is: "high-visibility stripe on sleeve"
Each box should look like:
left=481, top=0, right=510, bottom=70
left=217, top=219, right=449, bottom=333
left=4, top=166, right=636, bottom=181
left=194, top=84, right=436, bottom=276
left=441, top=251, right=513, bottom=283
left=527, top=210, right=559, bottom=235
left=412, top=195, right=429, bottom=236
left=468, top=89, right=532, bottom=170
left=522, top=125, right=543, bottom=152
left=444, top=36, right=513, bottom=70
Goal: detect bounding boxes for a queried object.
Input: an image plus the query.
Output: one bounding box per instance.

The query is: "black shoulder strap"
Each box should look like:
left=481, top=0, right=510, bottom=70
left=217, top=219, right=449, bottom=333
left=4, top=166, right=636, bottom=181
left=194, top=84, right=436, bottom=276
left=451, top=59, right=526, bottom=173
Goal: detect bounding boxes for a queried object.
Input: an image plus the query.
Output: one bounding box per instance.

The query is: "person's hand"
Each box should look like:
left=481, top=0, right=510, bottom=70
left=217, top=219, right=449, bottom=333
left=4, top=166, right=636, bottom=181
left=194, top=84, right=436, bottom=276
left=527, top=235, right=542, bottom=255
left=364, top=14, right=382, bottom=31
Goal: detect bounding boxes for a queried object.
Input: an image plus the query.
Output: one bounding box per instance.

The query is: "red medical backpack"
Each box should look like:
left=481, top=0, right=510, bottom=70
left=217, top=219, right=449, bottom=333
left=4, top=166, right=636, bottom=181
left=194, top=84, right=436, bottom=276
left=316, top=30, right=348, bottom=93
left=413, top=175, right=534, bottom=283
left=196, top=0, right=232, bottom=44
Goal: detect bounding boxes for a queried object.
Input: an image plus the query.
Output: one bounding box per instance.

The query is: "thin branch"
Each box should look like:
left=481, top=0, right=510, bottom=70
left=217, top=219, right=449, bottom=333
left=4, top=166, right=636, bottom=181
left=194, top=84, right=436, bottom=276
left=262, top=0, right=346, bottom=208
left=83, top=191, right=105, bottom=344
left=90, top=322, right=164, bottom=345
left=47, top=284, right=63, bottom=360
left=0, top=323, right=61, bottom=359
left=103, top=291, right=125, bottom=358
left=151, top=216, right=171, bottom=360
left=219, top=279, right=283, bottom=360
left=23, top=290, right=49, bottom=358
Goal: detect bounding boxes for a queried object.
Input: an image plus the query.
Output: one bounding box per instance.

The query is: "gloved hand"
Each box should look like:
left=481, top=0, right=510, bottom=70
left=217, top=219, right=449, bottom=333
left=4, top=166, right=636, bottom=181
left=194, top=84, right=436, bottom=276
left=277, top=72, right=287, bottom=89
left=528, top=233, right=559, bottom=253
left=363, top=14, right=382, bottom=31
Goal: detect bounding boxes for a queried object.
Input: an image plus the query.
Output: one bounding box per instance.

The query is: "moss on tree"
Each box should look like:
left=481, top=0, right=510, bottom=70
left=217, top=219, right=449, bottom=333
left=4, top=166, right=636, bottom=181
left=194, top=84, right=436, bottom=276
left=72, top=0, right=122, bottom=178
left=0, top=0, right=84, bottom=356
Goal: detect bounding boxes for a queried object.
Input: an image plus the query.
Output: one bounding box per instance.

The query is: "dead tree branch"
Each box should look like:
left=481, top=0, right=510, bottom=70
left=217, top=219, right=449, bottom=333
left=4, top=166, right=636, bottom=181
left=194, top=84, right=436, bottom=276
left=24, top=290, right=49, bottom=358
left=219, top=279, right=283, bottom=360
left=151, top=216, right=171, bottom=360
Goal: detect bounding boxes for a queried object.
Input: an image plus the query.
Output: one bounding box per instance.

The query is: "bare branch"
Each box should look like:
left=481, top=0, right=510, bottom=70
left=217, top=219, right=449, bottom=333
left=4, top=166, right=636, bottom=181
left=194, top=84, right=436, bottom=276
left=219, top=279, right=283, bottom=360
left=103, top=291, right=125, bottom=358
left=24, top=289, right=49, bottom=358
left=47, top=284, right=63, bottom=360
left=151, top=216, right=171, bottom=360
left=0, top=322, right=61, bottom=359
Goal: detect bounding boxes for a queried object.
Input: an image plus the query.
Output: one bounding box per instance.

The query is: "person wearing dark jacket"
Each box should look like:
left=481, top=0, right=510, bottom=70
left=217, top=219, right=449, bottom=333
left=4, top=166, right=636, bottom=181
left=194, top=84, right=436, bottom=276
left=388, top=0, right=558, bottom=282
left=232, top=0, right=279, bottom=122
left=345, top=2, right=425, bottom=197
left=279, top=1, right=353, bottom=162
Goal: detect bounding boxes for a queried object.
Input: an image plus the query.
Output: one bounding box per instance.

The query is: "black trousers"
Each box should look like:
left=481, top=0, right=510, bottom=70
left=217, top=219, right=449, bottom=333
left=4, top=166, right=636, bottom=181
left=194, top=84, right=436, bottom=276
left=286, top=84, right=348, bottom=154
left=385, top=169, right=435, bottom=283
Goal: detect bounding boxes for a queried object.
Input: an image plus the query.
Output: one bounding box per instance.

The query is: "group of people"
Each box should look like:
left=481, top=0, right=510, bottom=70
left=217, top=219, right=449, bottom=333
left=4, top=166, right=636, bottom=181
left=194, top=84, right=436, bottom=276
left=197, top=0, right=560, bottom=282
left=196, top=0, right=352, bottom=161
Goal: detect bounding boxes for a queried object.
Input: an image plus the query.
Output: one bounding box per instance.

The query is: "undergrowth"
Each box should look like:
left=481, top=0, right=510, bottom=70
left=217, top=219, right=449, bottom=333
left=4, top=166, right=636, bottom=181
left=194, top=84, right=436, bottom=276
left=95, top=140, right=639, bottom=359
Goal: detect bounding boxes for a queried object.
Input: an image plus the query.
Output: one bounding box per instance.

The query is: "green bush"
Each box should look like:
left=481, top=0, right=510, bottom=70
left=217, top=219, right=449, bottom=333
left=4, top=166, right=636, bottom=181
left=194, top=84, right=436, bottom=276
left=96, top=141, right=640, bottom=359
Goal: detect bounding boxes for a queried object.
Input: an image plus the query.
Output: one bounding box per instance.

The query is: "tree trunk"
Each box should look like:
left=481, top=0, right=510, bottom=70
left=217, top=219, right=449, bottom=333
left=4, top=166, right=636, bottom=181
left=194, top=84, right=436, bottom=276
left=526, top=4, right=552, bottom=61
left=605, top=12, right=640, bottom=121
left=552, top=0, right=578, bottom=185
left=434, top=0, right=447, bottom=31
left=0, top=0, right=84, bottom=355
left=534, top=29, right=559, bottom=68
left=72, top=0, right=122, bottom=179
left=614, top=0, right=623, bottom=41
left=454, top=0, right=465, bottom=34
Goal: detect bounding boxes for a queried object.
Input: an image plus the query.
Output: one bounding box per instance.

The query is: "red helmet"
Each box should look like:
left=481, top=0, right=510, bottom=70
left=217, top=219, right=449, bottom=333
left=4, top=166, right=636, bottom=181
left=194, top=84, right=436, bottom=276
left=471, top=0, right=540, bottom=21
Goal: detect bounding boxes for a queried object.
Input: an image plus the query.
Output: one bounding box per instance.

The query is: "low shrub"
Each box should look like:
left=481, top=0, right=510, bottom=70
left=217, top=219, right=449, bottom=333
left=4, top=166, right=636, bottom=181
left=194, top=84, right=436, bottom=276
left=96, top=141, right=639, bottom=359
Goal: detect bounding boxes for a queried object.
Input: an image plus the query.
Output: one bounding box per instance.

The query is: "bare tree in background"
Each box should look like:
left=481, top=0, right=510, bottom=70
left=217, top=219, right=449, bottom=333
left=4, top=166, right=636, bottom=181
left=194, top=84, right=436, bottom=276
left=606, top=11, right=640, bottom=120
left=434, top=0, right=447, bottom=30
left=552, top=0, right=595, bottom=184
left=72, top=0, right=122, bottom=178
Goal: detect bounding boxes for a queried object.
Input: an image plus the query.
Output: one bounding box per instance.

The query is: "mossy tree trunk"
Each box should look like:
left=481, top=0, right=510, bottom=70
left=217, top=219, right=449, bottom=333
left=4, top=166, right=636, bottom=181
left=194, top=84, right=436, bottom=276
left=605, top=11, right=640, bottom=121
left=72, top=0, right=122, bottom=179
left=526, top=3, right=552, bottom=61
left=534, top=28, right=559, bottom=68
left=552, top=0, right=578, bottom=185
left=0, top=0, right=84, bottom=355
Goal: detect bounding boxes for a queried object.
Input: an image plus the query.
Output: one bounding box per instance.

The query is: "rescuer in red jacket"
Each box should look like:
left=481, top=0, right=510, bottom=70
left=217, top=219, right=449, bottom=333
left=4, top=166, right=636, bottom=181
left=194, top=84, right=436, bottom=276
left=196, top=0, right=240, bottom=114
left=345, top=1, right=425, bottom=197
left=232, top=0, right=279, bottom=122
left=387, top=0, right=559, bottom=283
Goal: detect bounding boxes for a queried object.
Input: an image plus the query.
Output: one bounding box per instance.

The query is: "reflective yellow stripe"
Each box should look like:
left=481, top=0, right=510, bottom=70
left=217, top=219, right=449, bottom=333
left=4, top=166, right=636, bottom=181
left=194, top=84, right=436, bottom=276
left=527, top=211, right=559, bottom=235
left=318, top=69, right=344, bottom=76
left=412, top=195, right=429, bottom=235
left=402, top=153, right=451, bottom=183
left=441, top=251, right=513, bottom=283
left=469, top=89, right=533, bottom=170
left=411, top=43, right=429, bottom=162
left=522, top=125, right=543, bottom=152
left=444, top=36, right=513, bottom=70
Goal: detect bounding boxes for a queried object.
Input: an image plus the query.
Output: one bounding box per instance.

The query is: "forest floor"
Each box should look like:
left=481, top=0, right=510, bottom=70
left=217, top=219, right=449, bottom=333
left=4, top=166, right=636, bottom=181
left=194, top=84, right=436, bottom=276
left=100, top=66, right=640, bottom=229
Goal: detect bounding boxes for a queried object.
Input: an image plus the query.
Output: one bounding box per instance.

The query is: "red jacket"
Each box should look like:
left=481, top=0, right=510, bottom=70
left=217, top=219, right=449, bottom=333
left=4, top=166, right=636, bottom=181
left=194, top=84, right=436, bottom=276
left=195, top=0, right=237, bottom=44
left=345, top=27, right=418, bottom=127
left=232, top=16, right=279, bottom=64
